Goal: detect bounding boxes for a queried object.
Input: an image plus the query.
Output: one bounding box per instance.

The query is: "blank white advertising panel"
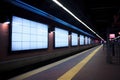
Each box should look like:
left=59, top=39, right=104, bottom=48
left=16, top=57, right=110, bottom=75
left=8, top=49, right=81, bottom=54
left=80, top=35, right=84, bottom=45
left=71, top=32, right=78, bottom=46
left=85, top=36, right=88, bottom=45
left=88, top=37, right=91, bottom=44
left=12, top=16, right=48, bottom=51
left=55, top=27, right=68, bottom=47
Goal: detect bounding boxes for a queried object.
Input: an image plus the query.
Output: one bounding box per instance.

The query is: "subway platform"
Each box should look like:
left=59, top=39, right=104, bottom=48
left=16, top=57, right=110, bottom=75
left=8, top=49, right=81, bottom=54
left=8, top=45, right=120, bottom=80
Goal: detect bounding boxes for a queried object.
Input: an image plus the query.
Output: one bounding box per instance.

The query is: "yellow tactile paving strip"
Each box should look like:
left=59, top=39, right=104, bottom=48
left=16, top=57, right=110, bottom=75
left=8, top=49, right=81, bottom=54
left=57, top=45, right=102, bottom=80
left=9, top=46, right=95, bottom=80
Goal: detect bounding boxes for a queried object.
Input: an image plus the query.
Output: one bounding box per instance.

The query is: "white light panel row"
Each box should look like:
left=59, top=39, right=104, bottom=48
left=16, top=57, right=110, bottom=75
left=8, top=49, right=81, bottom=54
left=71, top=32, right=78, bottom=46
left=55, top=27, right=69, bottom=47
left=11, top=16, right=92, bottom=51
left=80, top=35, right=84, bottom=45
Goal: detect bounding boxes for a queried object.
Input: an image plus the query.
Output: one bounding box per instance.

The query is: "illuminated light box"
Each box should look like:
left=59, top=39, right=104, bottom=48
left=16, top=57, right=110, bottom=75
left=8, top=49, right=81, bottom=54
left=12, top=16, right=48, bottom=51
left=88, top=37, right=91, bottom=44
left=109, top=34, right=115, bottom=39
left=85, top=36, right=88, bottom=45
left=55, top=27, right=68, bottom=47
left=71, top=32, right=78, bottom=46
left=80, top=35, right=84, bottom=45
left=118, top=32, right=120, bottom=35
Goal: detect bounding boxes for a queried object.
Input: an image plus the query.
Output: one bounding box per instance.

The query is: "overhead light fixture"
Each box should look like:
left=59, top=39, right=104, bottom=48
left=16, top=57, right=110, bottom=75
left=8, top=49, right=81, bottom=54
left=0, top=17, right=10, bottom=24
left=52, top=0, right=105, bottom=41
left=3, top=21, right=10, bottom=24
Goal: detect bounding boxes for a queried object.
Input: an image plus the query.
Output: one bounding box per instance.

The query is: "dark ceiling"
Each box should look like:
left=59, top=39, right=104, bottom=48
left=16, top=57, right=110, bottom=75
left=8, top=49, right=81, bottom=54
left=83, top=0, right=120, bottom=40
left=21, top=0, right=120, bottom=40
left=2, top=0, right=120, bottom=40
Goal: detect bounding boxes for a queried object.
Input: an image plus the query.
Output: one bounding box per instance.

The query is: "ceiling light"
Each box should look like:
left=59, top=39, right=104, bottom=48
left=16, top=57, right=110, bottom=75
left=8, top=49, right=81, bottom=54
left=52, top=0, right=105, bottom=41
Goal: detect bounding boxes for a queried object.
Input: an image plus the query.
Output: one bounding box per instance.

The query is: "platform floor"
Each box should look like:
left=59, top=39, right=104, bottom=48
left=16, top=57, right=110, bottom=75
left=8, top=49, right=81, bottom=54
left=9, top=45, right=120, bottom=80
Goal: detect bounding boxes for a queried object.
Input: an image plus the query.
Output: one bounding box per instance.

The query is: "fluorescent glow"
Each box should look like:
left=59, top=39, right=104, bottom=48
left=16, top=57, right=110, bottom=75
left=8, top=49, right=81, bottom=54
left=1, top=23, right=9, bottom=31
left=80, top=35, right=84, bottom=45
left=85, top=36, right=88, bottom=45
left=88, top=37, right=91, bottom=44
left=109, top=34, right=115, bottom=39
left=118, top=32, right=120, bottom=35
left=52, top=0, right=104, bottom=41
left=71, top=32, right=78, bottom=46
left=3, top=21, right=10, bottom=24
left=12, top=16, right=48, bottom=51
left=55, top=27, right=68, bottom=47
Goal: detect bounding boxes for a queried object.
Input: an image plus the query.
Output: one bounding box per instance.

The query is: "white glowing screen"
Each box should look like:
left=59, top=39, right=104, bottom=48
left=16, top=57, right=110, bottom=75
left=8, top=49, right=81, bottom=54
left=55, top=27, right=68, bottom=47
left=80, top=35, right=84, bottom=45
left=71, top=32, right=78, bottom=46
left=12, top=16, right=48, bottom=51
left=88, top=37, right=91, bottom=44
left=85, top=36, right=88, bottom=45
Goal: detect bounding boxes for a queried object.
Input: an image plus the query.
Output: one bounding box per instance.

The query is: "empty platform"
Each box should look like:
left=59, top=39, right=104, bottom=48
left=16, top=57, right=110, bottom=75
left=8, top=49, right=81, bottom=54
left=9, top=45, right=120, bottom=80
